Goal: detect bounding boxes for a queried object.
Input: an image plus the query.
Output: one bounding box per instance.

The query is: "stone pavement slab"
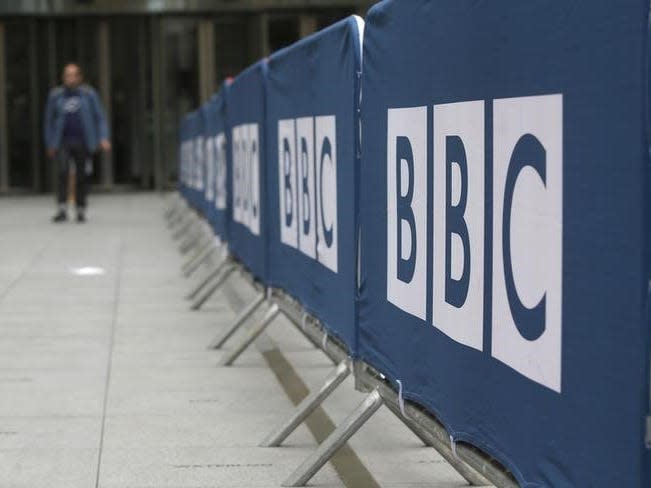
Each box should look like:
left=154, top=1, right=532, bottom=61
left=0, top=194, right=475, bottom=488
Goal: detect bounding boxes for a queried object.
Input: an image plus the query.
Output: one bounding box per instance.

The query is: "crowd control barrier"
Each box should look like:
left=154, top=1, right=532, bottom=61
left=201, top=88, right=230, bottom=241
left=185, top=62, right=270, bottom=312
left=174, top=113, right=208, bottom=255
left=226, top=61, right=268, bottom=282
left=179, top=109, right=204, bottom=212
left=177, top=114, right=191, bottom=202
left=171, top=94, right=232, bottom=279
left=166, top=4, right=651, bottom=487
left=358, top=0, right=651, bottom=487
left=265, top=15, right=364, bottom=354
left=199, top=97, right=218, bottom=232
left=181, top=108, right=221, bottom=258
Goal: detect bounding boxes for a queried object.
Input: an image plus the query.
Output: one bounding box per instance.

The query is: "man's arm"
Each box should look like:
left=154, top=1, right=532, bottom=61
left=43, top=89, right=56, bottom=156
left=88, top=87, right=111, bottom=150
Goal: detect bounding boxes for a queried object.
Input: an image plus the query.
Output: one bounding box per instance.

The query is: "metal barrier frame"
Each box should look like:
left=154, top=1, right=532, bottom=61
left=165, top=193, right=519, bottom=488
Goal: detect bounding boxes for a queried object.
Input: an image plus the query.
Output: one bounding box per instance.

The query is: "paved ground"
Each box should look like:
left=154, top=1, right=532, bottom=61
left=0, top=194, right=470, bottom=488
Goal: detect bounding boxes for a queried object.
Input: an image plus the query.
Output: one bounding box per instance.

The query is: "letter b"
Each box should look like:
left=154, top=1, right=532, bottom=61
left=396, top=136, right=417, bottom=283
left=387, top=107, right=426, bottom=320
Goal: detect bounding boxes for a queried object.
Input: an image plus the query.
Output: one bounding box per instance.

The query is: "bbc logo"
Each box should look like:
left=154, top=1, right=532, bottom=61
left=204, top=132, right=227, bottom=211
left=232, top=123, right=261, bottom=236
left=278, top=116, right=338, bottom=273
left=387, top=95, right=562, bottom=392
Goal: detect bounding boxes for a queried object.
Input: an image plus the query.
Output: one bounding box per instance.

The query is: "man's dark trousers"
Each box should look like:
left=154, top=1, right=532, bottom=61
left=57, top=144, right=89, bottom=209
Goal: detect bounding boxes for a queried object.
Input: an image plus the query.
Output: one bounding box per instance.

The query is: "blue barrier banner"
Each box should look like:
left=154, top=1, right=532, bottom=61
left=226, top=61, right=267, bottom=280
left=194, top=109, right=206, bottom=211
left=358, top=1, right=651, bottom=486
left=201, top=89, right=230, bottom=240
left=178, top=114, right=191, bottom=201
left=183, top=109, right=204, bottom=210
left=266, top=16, right=363, bottom=352
left=200, top=99, right=216, bottom=219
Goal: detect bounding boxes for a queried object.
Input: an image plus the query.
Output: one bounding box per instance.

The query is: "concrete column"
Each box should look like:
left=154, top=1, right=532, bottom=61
left=98, top=19, right=113, bottom=188
left=248, top=13, right=270, bottom=62
left=151, top=17, right=164, bottom=191
left=135, top=19, right=149, bottom=189
left=29, top=20, right=41, bottom=192
left=76, top=17, right=85, bottom=63
left=198, top=19, right=216, bottom=104
left=299, top=14, right=317, bottom=39
left=356, top=3, right=373, bottom=17
left=259, top=13, right=270, bottom=59
left=0, top=22, right=8, bottom=193
left=47, top=19, right=57, bottom=192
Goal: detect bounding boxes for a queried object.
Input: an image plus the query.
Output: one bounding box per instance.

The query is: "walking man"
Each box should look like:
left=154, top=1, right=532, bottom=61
left=44, top=62, right=111, bottom=222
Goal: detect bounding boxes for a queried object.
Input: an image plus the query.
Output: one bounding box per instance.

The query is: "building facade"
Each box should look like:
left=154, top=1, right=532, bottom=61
left=0, top=0, right=373, bottom=192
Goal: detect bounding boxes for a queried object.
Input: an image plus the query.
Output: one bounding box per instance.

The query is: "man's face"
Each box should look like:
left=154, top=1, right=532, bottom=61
left=62, top=65, right=82, bottom=89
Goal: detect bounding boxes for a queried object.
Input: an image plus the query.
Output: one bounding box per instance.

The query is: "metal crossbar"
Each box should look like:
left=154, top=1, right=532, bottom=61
left=170, top=195, right=518, bottom=488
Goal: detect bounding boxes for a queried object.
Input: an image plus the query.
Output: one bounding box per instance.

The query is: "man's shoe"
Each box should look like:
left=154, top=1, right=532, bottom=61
left=52, top=211, right=67, bottom=223
left=76, top=212, right=86, bottom=223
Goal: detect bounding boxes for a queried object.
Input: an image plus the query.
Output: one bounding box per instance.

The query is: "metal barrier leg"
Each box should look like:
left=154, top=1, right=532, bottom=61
left=168, top=213, right=184, bottom=230
left=391, top=410, right=491, bottom=486
left=172, top=209, right=194, bottom=232
left=178, top=225, right=203, bottom=255
left=282, top=389, right=384, bottom=487
left=365, top=379, right=492, bottom=486
left=417, top=428, right=490, bottom=486
left=185, top=256, right=229, bottom=300
left=164, top=193, right=182, bottom=219
left=380, top=401, right=490, bottom=486
left=179, top=234, right=200, bottom=255
left=217, top=304, right=280, bottom=367
left=381, top=401, right=431, bottom=448
left=260, top=360, right=350, bottom=448
left=168, top=208, right=184, bottom=228
left=164, top=200, right=180, bottom=221
left=181, top=236, right=210, bottom=271
left=190, top=265, right=237, bottom=311
left=172, top=217, right=194, bottom=241
left=165, top=207, right=180, bottom=224
left=182, top=243, right=218, bottom=277
left=208, top=292, right=266, bottom=349
left=169, top=205, right=190, bottom=229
